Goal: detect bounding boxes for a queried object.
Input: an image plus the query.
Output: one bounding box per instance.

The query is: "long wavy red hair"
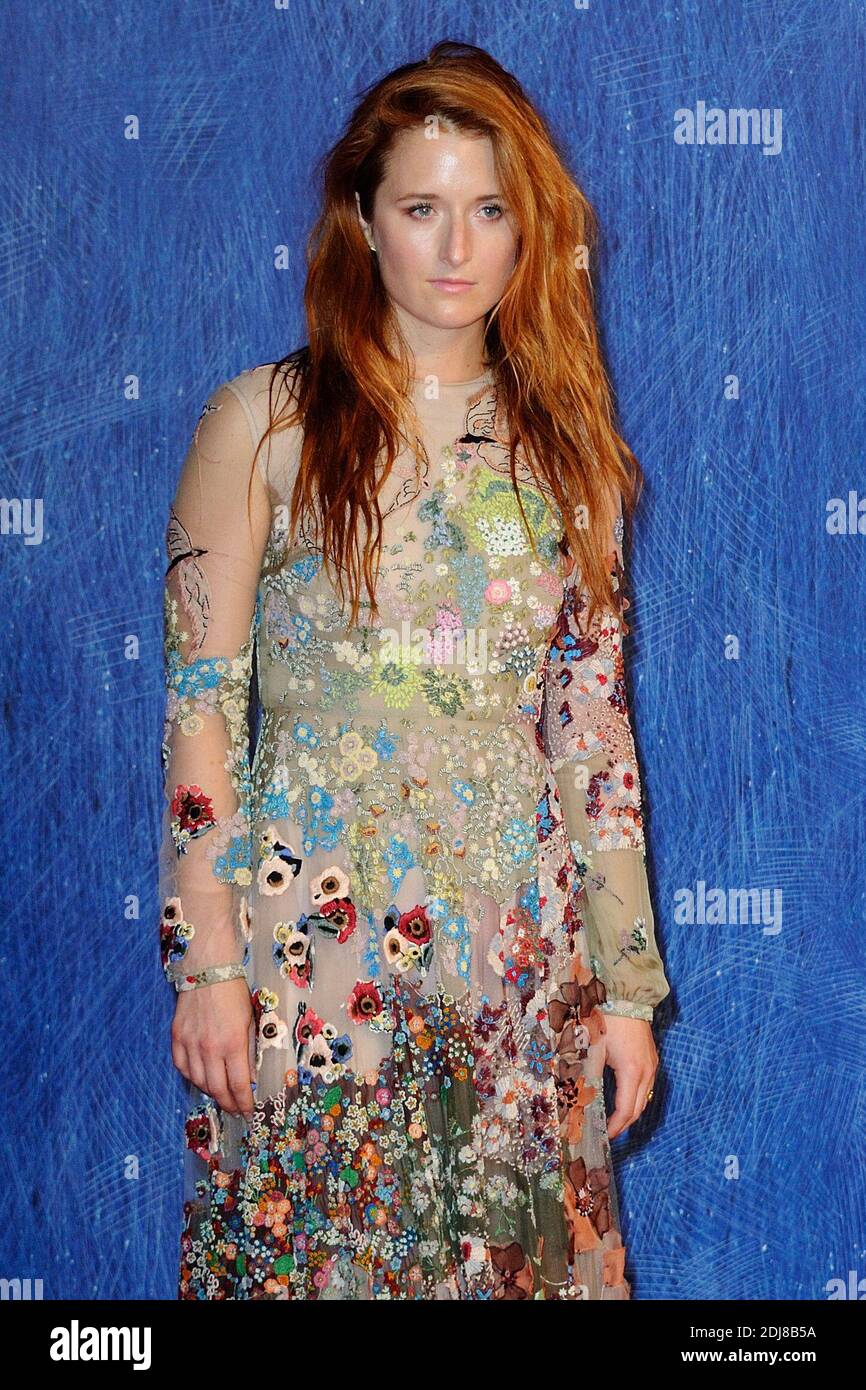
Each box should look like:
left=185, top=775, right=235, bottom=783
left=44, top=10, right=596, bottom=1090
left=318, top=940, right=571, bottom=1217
left=246, top=40, right=644, bottom=635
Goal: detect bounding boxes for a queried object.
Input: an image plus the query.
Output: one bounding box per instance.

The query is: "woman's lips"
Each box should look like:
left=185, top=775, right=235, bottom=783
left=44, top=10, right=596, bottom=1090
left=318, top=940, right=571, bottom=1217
left=429, top=279, right=476, bottom=294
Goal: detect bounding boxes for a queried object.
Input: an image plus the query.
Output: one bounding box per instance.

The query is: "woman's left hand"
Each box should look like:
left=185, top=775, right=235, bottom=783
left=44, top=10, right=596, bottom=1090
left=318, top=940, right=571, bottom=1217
left=602, top=1014, right=660, bottom=1140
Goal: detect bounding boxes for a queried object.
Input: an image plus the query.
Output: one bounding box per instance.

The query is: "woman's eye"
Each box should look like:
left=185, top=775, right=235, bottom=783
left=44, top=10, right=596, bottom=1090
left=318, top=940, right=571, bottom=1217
left=406, top=202, right=505, bottom=220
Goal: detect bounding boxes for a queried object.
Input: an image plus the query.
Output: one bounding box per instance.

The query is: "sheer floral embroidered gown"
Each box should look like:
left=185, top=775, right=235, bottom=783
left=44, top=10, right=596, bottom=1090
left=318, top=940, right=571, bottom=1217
left=159, top=361, right=671, bottom=1300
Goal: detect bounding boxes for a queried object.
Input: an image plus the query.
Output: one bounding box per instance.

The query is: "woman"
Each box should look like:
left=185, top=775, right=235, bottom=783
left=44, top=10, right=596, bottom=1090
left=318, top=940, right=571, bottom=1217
left=159, top=40, right=671, bottom=1301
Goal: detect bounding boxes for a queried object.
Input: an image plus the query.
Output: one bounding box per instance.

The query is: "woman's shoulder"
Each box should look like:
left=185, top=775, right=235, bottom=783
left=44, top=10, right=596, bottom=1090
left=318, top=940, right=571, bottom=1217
left=216, top=359, right=304, bottom=500
left=218, top=359, right=301, bottom=438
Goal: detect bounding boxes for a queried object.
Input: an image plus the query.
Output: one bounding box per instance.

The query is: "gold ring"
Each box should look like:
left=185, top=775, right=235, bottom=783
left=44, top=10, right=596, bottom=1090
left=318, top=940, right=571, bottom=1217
left=645, top=1088, right=654, bottom=1102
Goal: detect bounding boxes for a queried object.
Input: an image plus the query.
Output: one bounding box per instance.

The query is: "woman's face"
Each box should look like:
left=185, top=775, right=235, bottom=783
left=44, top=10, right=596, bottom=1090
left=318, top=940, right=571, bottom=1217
left=357, top=125, right=519, bottom=354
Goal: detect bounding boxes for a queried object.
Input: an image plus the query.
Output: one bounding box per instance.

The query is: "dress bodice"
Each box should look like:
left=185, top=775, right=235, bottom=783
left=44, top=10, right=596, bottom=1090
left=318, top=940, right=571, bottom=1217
left=239, top=365, right=571, bottom=907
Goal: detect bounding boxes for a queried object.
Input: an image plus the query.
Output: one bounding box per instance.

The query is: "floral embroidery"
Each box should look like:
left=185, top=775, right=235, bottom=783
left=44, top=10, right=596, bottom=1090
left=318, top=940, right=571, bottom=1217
left=170, top=784, right=216, bottom=853
left=160, top=896, right=194, bottom=975
left=311, top=897, right=357, bottom=942
left=346, top=979, right=393, bottom=1032
left=293, top=1003, right=353, bottom=1083
left=272, top=917, right=314, bottom=988
left=257, top=824, right=303, bottom=894
left=161, top=585, right=257, bottom=889
left=310, top=865, right=349, bottom=903
left=382, top=903, right=434, bottom=976
left=489, top=1241, right=535, bottom=1299
left=612, top=915, right=649, bottom=966
left=184, top=1103, right=221, bottom=1162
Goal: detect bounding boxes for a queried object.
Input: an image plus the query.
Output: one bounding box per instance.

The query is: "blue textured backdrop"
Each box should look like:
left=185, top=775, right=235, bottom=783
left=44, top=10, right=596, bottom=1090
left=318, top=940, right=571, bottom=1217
left=3, top=0, right=864, bottom=1301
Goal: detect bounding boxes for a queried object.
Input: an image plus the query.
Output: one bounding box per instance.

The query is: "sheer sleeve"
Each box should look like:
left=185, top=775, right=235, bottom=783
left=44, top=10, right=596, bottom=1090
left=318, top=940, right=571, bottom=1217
left=539, top=497, right=671, bottom=1022
left=158, top=379, right=271, bottom=992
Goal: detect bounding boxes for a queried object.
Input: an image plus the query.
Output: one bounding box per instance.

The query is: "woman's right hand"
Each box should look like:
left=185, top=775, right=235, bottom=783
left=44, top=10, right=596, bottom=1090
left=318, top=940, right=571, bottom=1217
left=171, top=978, right=256, bottom=1122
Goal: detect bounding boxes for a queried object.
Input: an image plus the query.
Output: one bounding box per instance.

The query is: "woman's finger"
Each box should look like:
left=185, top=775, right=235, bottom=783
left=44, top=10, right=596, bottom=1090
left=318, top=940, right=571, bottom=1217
left=626, top=1066, right=656, bottom=1127
left=202, top=1052, right=239, bottom=1114
left=607, top=1065, right=642, bottom=1139
left=171, top=1037, right=189, bottom=1081
left=184, top=1046, right=211, bottom=1099
left=226, top=1046, right=255, bottom=1122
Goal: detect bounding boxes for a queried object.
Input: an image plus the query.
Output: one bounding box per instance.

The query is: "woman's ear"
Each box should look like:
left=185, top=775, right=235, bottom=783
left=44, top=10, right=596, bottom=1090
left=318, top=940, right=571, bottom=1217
left=354, top=191, right=376, bottom=252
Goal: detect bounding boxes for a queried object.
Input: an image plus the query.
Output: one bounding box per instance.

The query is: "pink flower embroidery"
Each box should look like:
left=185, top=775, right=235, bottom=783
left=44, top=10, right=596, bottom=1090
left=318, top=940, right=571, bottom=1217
left=485, top=578, right=512, bottom=606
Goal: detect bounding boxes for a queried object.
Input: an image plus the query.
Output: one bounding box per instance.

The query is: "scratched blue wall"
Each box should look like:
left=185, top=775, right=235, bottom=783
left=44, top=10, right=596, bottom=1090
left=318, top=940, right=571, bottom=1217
left=2, top=0, right=863, bottom=1301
